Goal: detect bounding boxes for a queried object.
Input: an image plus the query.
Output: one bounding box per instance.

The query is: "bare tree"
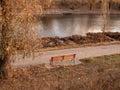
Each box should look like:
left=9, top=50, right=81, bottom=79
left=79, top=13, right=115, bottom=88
left=0, top=0, right=42, bottom=78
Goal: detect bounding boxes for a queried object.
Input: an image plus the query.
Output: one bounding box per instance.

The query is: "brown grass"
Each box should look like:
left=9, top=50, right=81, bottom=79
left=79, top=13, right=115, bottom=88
left=38, top=32, right=120, bottom=52
left=0, top=54, right=120, bottom=90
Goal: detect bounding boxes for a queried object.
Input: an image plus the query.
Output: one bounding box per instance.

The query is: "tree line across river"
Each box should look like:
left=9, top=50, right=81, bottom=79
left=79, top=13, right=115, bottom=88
left=43, top=0, right=120, bottom=10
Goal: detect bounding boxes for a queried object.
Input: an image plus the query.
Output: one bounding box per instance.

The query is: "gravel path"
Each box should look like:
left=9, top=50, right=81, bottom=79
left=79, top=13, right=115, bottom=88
left=12, top=44, right=120, bottom=68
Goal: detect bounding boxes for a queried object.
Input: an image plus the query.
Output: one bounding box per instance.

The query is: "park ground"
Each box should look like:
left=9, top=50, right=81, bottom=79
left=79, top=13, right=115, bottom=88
left=0, top=54, right=120, bottom=90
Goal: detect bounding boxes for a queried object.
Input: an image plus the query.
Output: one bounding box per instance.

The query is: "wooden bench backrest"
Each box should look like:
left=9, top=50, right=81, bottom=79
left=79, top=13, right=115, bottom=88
left=51, top=54, right=76, bottom=61
left=52, top=56, right=63, bottom=61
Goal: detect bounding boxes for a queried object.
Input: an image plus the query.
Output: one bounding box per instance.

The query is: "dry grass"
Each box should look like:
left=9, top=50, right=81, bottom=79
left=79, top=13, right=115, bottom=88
left=39, top=32, right=120, bottom=52
left=39, top=41, right=120, bottom=52
left=0, top=54, right=120, bottom=90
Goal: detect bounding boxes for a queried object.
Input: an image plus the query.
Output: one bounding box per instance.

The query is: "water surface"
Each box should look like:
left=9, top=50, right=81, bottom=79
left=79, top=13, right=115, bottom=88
left=37, top=14, right=120, bottom=37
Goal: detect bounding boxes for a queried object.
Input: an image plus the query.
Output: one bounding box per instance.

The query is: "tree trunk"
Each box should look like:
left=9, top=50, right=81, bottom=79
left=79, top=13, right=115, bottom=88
left=101, top=0, right=110, bottom=32
left=1, top=26, right=12, bottom=78
left=1, top=0, right=13, bottom=78
left=1, top=53, right=12, bottom=78
left=90, top=4, right=92, bottom=10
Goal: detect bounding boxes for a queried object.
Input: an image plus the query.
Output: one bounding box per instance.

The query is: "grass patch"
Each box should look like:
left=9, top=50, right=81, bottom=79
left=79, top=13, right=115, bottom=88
left=82, top=54, right=120, bottom=63
left=0, top=54, right=120, bottom=90
left=96, top=54, right=120, bottom=61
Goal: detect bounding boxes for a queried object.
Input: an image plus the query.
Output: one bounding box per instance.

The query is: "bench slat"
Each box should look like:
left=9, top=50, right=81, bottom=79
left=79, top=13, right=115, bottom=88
left=51, top=54, right=76, bottom=62
left=64, top=54, right=75, bottom=60
left=52, top=56, right=63, bottom=61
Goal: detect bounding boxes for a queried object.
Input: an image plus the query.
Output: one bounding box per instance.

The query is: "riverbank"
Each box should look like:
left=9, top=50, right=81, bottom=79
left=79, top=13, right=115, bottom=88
left=12, top=32, right=120, bottom=53
left=42, top=9, right=120, bottom=16
left=40, top=32, right=120, bottom=52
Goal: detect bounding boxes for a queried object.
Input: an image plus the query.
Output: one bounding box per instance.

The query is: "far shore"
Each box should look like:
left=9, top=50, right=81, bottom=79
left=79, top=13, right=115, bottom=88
left=42, top=9, right=120, bottom=16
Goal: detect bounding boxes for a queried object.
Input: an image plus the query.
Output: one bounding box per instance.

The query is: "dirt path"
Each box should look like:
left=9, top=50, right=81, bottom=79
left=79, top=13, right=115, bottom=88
left=12, top=44, right=120, bottom=68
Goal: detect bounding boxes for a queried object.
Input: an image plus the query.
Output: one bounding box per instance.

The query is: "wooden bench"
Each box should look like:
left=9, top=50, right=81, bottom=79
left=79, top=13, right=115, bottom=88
left=50, top=54, right=76, bottom=65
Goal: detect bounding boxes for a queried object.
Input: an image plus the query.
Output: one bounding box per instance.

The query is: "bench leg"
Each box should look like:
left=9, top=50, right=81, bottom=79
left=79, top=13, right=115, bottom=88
left=50, top=60, right=53, bottom=65
left=72, top=59, right=76, bottom=64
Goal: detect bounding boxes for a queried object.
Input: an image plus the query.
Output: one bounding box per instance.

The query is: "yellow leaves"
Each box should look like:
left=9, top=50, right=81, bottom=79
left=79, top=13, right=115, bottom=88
left=44, top=0, right=52, bottom=8
left=1, top=0, right=43, bottom=56
left=6, top=47, right=10, bottom=51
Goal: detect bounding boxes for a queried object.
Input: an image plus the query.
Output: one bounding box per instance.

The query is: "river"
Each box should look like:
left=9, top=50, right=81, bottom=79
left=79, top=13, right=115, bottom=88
left=37, top=14, right=120, bottom=37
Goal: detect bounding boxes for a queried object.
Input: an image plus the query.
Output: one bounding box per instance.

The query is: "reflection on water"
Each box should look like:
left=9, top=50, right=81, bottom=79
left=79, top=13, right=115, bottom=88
left=37, top=15, right=120, bottom=37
